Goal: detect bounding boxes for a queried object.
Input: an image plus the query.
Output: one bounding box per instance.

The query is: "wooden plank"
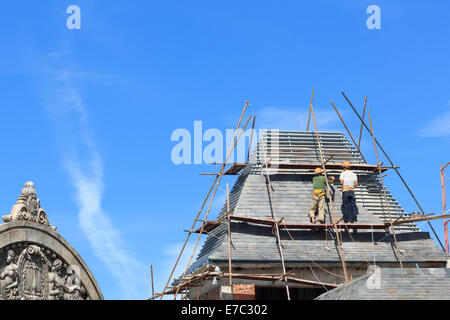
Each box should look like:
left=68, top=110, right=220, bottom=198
left=223, top=163, right=247, bottom=175
left=191, top=221, right=221, bottom=234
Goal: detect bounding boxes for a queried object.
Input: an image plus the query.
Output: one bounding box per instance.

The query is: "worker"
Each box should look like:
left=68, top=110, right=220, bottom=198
left=309, top=167, right=335, bottom=224
left=339, top=161, right=359, bottom=223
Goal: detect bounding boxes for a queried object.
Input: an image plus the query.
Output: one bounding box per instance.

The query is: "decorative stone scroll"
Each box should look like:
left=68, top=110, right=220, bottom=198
left=0, top=243, right=88, bottom=300
left=2, top=182, right=56, bottom=231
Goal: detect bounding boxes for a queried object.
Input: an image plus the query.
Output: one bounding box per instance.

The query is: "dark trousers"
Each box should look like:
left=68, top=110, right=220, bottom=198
left=341, top=190, right=358, bottom=223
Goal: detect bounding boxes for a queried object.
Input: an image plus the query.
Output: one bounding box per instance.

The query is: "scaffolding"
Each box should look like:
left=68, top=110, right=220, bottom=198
left=151, top=92, right=450, bottom=300
left=442, top=163, right=450, bottom=252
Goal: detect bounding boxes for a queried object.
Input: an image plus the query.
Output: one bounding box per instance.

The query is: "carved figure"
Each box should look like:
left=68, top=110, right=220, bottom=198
left=48, top=259, right=65, bottom=300
left=0, top=250, right=19, bottom=299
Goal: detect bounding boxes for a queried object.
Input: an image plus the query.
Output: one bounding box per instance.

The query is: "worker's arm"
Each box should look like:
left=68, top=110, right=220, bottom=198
left=355, top=180, right=358, bottom=187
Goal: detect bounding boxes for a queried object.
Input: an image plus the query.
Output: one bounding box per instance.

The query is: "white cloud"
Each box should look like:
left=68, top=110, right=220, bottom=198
left=40, top=51, right=145, bottom=299
left=155, top=240, right=203, bottom=300
left=419, top=105, right=450, bottom=137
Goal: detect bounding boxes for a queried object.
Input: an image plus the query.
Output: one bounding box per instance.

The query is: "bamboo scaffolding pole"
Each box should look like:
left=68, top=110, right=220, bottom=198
left=330, top=100, right=367, bottom=163
left=194, top=212, right=446, bottom=230
left=247, top=116, right=256, bottom=162
left=368, top=110, right=403, bottom=268
left=391, top=213, right=450, bottom=226
left=173, top=113, right=253, bottom=299
left=263, top=161, right=291, bottom=300
left=226, top=183, right=233, bottom=293
left=160, top=101, right=250, bottom=299
left=220, top=273, right=338, bottom=289
left=442, top=163, right=450, bottom=252
left=358, top=96, right=367, bottom=150
left=341, top=91, right=445, bottom=251
left=310, top=99, right=349, bottom=282
left=306, top=88, right=315, bottom=131
left=151, top=265, right=155, bottom=298
left=160, top=270, right=340, bottom=297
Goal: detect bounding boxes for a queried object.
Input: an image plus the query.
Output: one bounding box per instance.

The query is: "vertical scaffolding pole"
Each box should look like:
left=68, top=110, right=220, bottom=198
left=263, top=163, right=291, bottom=300
left=151, top=265, right=155, bottom=298
left=310, top=100, right=349, bottom=282
left=247, top=116, right=256, bottom=162
left=358, top=96, right=367, bottom=150
left=226, top=183, right=233, bottom=296
left=441, top=163, right=450, bottom=252
left=306, top=88, right=315, bottom=131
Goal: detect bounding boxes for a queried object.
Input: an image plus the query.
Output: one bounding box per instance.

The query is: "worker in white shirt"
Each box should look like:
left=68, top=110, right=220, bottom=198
left=339, top=161, right=359, bottom=223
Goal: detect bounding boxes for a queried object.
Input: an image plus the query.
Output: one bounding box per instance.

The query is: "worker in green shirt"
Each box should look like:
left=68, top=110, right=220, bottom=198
left=309, top=167, right=335, bottom=224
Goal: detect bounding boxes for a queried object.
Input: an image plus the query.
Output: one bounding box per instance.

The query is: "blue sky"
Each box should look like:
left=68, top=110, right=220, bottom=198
left=0, top=1, right=449, bottom=299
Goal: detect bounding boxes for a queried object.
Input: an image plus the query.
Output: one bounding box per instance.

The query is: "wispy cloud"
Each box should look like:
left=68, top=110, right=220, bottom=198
left=155, top=240, right=203, bottom=299
left=256, top=106, right=339, bottom=131
left=39, top=50, right=145, bottom=299
left=418, top=103, right=450, bottom=137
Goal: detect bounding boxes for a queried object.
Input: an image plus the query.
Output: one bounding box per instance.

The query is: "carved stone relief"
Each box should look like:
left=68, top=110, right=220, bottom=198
left=0, top=243, right=88, bottom=300
left=2, top=182, right=56, bottom=231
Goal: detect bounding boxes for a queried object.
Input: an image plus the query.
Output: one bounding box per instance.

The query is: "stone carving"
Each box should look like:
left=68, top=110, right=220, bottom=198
left=17, top=245, right=50, bottom=299
left=0, top=250, right=19, bottom=299
left=48, top=259, right=86, bottom=300
left=0, top=244, right=88, bottom=300
left=2, top=182, right=56, bottom=231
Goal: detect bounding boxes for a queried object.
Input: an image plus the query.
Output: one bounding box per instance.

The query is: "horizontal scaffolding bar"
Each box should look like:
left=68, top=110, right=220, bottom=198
left=390, top=214, right=450, bottom=226
left=191, top=215, right=388, bottom=234
left=220, top=272, right=338, bottom=289
left=156, top=270, right=339, bottom=297
left=219, top=161, right=397, bottom=176
left=193, top=214, right=450, bottom=233
left=192, top=214, right=450, bottom=234
left=230, top=215, right=388, bottom=230
left=264, top=162, right=396, bottom=173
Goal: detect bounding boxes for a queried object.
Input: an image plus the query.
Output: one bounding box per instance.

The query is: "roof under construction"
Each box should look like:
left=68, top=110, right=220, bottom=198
left=157, top=96, right=450, bottom=300
left=188, top=131, right=447, bottom=275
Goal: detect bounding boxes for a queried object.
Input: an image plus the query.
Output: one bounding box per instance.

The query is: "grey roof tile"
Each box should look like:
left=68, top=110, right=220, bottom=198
left=316, top=268, right=450, bottom=300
